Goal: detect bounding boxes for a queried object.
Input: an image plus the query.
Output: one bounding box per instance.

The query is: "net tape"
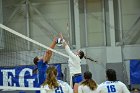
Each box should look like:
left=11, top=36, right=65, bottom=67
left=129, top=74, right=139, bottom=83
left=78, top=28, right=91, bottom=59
left=0, top=86, right=41, bottom=91
left=0, top=24, right=69, bottom=58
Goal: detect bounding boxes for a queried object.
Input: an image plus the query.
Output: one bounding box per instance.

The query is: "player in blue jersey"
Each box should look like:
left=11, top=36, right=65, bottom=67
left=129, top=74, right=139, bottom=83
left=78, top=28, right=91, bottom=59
left=41, top=66, right=73, bottom=93
left=33, top=37, right=57, bottom=89
left=97, top=69, right=130, bottom=93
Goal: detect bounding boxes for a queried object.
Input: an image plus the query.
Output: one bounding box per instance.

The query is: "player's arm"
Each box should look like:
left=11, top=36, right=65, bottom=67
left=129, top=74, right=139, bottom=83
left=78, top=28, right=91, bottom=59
left=74, top=83, right=79, bottom=93
left=59, top=33, right=76, bottom=58
left=64, top=43, right=76, bottom=58
left=43, top=37, right=56, bottom=63
left=122, top=83, right=130, bottom=93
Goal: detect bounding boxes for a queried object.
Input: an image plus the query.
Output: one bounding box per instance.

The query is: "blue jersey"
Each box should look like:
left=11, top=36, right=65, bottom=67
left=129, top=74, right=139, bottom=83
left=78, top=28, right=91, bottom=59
left=37, top=59, right=48, bottom=86
left=36, top=59, right=48, bottom=93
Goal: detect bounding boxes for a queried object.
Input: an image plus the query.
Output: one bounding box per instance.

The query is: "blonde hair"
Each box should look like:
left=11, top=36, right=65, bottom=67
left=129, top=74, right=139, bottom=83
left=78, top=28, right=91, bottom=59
left=42, top=66, right=59, bottom=89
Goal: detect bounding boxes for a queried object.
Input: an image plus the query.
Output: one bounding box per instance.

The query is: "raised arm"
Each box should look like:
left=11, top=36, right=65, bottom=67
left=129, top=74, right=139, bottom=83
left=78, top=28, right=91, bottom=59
left=59, top=33, right=76, bottom=58
left=43, top=37, right=56, bottom=63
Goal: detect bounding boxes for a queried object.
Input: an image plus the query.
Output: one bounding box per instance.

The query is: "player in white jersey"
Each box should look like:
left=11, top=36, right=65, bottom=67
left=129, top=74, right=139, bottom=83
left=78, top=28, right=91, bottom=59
left=97, top=69, right=130, bottom=93
left=41, top=66, right=73, bottom=93
left=58, top=33, right=94, bottom=93
left=78, top=71, right=98, bottom=93
left=58, top=33, right=93, bottom=93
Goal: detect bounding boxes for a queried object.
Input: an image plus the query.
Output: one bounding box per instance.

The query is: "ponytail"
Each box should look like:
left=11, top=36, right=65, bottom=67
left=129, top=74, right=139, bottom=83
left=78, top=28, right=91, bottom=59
left=81, top=71, right=97, bottom=90
left=81, top=79, right=97, bottom=90
left=42, top=66, right=59, bottom=89
left=78, top=50, right=97, bottom=62
left=84, top=56, right=97, bottom=62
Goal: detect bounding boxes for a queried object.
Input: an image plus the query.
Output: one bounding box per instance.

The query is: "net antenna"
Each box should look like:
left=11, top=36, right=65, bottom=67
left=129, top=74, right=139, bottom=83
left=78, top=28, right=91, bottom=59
left=0, top=24, right=69, bottom=58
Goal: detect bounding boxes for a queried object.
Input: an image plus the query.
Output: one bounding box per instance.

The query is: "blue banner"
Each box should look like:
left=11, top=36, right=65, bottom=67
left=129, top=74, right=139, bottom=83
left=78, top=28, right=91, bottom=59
left=0, top=64, right=62, bottom=87
left=130, top=60, right=140, bottom=84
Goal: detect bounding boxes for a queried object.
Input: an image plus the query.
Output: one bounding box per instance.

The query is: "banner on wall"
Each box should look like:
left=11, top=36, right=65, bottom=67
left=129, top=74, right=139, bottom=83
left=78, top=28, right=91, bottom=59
left=0, top=64, right=62, bottom=87
left=130, top=60, right=140, bottom=84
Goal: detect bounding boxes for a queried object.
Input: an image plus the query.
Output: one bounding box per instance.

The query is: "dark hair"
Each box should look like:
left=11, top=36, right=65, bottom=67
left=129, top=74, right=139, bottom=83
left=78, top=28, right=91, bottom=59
left=84, top=56, right=97, bottom=62
left=81, top=71, right=97, bottom=91
left=84, top=71, right=92, bottom=79
left=106, top=69, right=117, bottom=81
left=42, top=66, right=59, bottom=89
left=79, top=50, right=85, bottom=59
left=79, top=50, right=97, bottom=62
left=33, top=56, right=39, bottom=65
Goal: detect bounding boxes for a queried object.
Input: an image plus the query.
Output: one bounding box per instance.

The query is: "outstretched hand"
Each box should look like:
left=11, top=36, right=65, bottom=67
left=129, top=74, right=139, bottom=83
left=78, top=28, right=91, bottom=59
left=59, top=32, right=63, bottom=39
left=57, top=32, right=67, bottom=47
left=53, top=37, right=57, bottom=43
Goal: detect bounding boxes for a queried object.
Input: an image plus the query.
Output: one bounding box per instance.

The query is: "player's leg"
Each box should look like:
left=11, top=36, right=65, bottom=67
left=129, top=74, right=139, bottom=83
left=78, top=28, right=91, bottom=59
left=72, top=74, right=83, bottom=93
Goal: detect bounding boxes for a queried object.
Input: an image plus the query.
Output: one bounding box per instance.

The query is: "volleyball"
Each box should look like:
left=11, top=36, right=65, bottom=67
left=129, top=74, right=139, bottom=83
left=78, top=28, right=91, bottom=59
left=56, top=38, right=63, bottom=46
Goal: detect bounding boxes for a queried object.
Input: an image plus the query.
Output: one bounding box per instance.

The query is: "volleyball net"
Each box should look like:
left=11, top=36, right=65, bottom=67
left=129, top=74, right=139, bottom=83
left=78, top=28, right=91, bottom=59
left=0, top=24, right=68, bottom=66
left=0, top=24, right=69, bottom=92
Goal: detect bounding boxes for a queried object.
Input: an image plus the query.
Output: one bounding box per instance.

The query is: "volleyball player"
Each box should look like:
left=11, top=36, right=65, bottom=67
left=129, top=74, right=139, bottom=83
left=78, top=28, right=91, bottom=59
left=41, top=66, right=73, bottom=93
left=33, top=37, right=57, bottom=88
left=97, top=69, right=130, bottom=93
left=59, top=33, right=93, bottom=93
left=78, top=71, right=98, bottom=93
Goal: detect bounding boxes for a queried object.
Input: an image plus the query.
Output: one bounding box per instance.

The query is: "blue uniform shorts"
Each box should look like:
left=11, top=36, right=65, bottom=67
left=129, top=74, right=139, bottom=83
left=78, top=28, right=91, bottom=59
left=72, top=74, right=83, bottom=86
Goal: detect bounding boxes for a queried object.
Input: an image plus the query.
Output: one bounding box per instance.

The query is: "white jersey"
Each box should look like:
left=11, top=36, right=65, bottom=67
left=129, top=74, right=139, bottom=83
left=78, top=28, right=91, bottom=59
left=97, top=81, right=130, bottom=93
left=65, top=45, right=81, bottom=75
left=78, top=85, right=98, bottom=93
left=40, top=80, right=73, bottom=93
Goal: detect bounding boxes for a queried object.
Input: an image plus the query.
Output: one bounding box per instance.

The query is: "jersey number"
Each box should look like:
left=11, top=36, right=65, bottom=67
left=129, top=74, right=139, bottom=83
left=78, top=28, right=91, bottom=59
left=55, top=86, right=64, bottom=93
left=107, top=85, right=116, bottom=92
